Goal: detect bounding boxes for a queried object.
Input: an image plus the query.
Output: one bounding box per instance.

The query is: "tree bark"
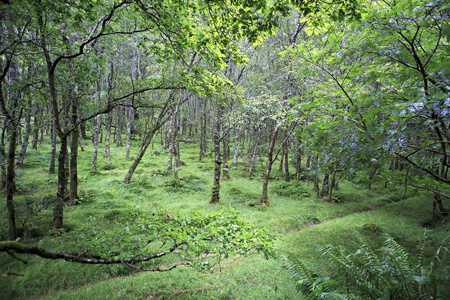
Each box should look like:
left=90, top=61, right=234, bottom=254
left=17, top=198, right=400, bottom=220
left=167, top=110, right=174, bottom=170
left=116, top=106, right=123, bottom=146
left=173, top=106, right=180, bottom=181
left=199, top=98, right=207, bottom=161
left=91, top=115, right=100, bottom=173
left=232, top=128, right=239, bottom=167
left=260, top=123, right=279, bottom=205
left=53, top=136, right=68, bottom=228
left=69, top=98, right=79, bottom=202
left=6, top=124, right=17, bottom=240
left=210, top=115, right=221, bottom=204
left=104, top=113, right=112, bottom=164
left=126, top=105, right=133, bottom=159
left=31, top=105, right=39, bottom=150
left=49, top=119, right=56, bottom=174
left=284, top=137, right=290, bottom=182
left=0, top=126, right=7, bottom=190
left=16, top=104, right=31, bottom=167
left=222, top=126, right=230, bottom=179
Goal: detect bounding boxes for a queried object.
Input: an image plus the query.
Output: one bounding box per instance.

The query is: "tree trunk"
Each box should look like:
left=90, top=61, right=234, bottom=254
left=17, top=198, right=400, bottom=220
left=49, top=119, right=56, bottom=174
left=52, top=135, right=68, bottom=229
left=0, top=126, right=7, bottom=190
left=321, top=173, right=329, bottom=197
left=126, top=105, right=133, bottom=159
left=6, top=124, right=17, bottom=240
left=116, top=106, right=123, bottom=146
left=16, top=106, right=31, bottom=167
left=284, top=137, right=290, bottom=182
left=248, top=143, right=258, bottom=176
left=167, top=111, right=174, bottom=170
left=69, top=100, right=79, bottom=202
left=104, top=113, right=112, bottom=164
left=123, top=100, right=172, bottom=184
left=210, top=116, right=221, bottom=204
left=232, top=128, right=239, bottom=167
left=173, top=107, right=180, bottom=181
left=91, top=116, right=100, bottom=173
left=294, top=136, right=302, bottom=181
left=222, top=126, right=230, bottom=179
left=31, top=106, right=39, bottom=150
left=260, top=124, right=279, bottom=205
left=199, top=98, right=207, bottom=161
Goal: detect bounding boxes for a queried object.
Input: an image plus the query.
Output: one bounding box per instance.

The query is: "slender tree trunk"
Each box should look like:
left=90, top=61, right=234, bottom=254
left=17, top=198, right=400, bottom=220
left=248, top=143, right=258, bottom=176
left=210, top=115, right=221, bottom=204
left=260, top=124, right=279, bottom=205
left=53, top=135, right=68, bottom=229
left=167, top=111, right=174, bottom=170
left=6, top=124, right=17, bottom=240
left=0, top=126, right=6, bottom=189
left=284, top=137, right=290, bottom=182
left=173, top=107, right=180, bottom=181
left=321, top=173, right=329, bottom=197
left=91, top=116, right=100, bottom=173
left=31, top=106, right=39, bottom=150
left=126, top=105, right=132, bottom=159
left=199, top=98, right=207, bottom=160
left=222, top=126, right=230, bottom=179
left=116, top=106, right=123, bottom=147
left=79, top=130, right=84, bottom=151
left=16, top=106, right=31, bottom=167
left=294, top=136, right=302, bottom=181
left=104, top=113, right=112, bottom=164
left=232, top=128, right=239, bottom=167
left=49, top=119, right=56, bottom=174
left=69, top=100, right=79, bottom=202
left=123, top=100, right=172, bottom=183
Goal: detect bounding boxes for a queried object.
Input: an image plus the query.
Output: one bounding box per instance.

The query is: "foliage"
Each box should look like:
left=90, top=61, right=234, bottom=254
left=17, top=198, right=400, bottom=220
left=23, top=208, right=277, bottom=271
left=275, top=181, right=310, bottom=199
left=283, top=232, right=450, bottom=299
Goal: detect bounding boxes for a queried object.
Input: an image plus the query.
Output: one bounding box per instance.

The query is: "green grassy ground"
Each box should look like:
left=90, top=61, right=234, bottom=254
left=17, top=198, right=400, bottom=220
left=1, top=136, right=449, bottom=299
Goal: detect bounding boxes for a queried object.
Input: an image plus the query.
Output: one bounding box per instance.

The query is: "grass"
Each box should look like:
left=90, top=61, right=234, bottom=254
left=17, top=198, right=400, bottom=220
left=1, top=135, right=449, bottom=299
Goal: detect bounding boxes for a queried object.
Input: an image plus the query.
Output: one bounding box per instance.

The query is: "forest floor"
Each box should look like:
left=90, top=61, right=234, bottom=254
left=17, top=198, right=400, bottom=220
left=1, top=136, right=449, bottom=299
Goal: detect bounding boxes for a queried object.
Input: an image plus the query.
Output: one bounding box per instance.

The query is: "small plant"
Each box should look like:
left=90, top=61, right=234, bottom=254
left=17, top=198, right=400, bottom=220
left=275, top=182, right=309, bottom=198
left=283, top=232, right=450, bottom=299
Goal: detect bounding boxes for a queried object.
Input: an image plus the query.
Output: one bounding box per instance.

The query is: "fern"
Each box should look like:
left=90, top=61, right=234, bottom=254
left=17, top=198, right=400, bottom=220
left=284, top=232, right=450, bottom=299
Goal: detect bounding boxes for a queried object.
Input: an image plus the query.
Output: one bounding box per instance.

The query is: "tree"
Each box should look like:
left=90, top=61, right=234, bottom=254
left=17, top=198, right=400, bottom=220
left=287, top=0, right=449, bottom=211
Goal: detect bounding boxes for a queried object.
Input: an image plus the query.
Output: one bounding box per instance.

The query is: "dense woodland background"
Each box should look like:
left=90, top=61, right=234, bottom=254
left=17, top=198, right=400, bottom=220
left=1, top=0, right=449, bottom=299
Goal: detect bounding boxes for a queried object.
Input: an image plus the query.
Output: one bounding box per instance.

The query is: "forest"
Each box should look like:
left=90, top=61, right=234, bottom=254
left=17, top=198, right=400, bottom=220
left=0, top=0, right=449, bottom=299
